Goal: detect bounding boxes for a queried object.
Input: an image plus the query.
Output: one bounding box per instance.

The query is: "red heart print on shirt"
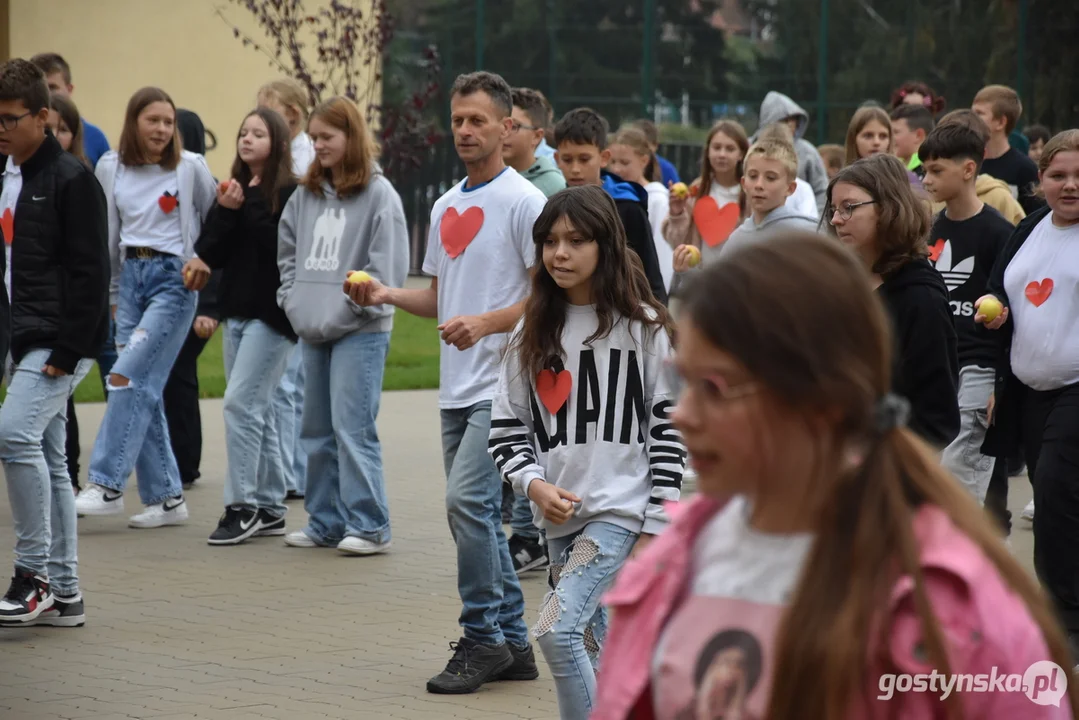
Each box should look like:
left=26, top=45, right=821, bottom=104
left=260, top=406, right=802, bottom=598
left=693, top=197, right=741, bottom=248
left=0, top=208, right=13, bottom=246
left=1025, top=278, right=1054, bottom=307
left=929, top=239, right=946, bottom=263
left=158, top=191, right=179, bottom=214
left=440, top=207, right=484, bottom=259
left=536, top=369, right=572, bottom=414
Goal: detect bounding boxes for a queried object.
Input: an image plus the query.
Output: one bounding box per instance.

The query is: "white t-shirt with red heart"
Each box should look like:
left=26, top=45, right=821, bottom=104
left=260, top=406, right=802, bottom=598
left=0, top=156, right=22, bottom=302
left=422, top=167, right=547, bottom=409
left=1004, top=212, right=1079, bottom=391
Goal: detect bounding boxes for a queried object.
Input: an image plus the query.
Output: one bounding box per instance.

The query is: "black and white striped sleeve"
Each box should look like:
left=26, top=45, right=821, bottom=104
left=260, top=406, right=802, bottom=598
left=488, top=342, right=546, bottom=498
left=641, top=327, right=685, bottom=535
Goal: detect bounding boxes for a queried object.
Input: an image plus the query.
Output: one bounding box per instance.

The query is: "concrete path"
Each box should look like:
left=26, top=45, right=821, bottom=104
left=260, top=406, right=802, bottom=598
left=0, top=390, right=1036, bottom=719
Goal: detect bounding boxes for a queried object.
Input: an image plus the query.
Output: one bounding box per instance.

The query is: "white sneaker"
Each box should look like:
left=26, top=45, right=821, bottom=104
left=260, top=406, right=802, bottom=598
left=337, top=537, right=391, bottom=556
left=128, top=496, right=188, bottom=529
left=74, top=485, right=124, bottom=516
left=284, top=530, right=318, bottom=548
left=1021, top=500, right=1035, bottom=522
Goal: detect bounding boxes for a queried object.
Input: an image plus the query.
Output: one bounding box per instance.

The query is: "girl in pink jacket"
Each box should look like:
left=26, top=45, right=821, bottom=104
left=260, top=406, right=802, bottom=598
left=592, top=232, right=1077, bottom=720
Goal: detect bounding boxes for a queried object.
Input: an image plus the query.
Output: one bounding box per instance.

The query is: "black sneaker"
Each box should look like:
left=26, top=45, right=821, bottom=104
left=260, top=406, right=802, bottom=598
left=254, top=509, right=286, bottom=537
left=207, top=507, right=260, bottom=546
left=285, top=490, right=305, bottom=501
left=29, top=592, right=85, bottom=627
left=509, top=534, right=548, bottom=574
left=0, top=568, right=53, bottom=624
left=495, top=642, right=539, bottom=681
left=426, top=637, right=513, bottom=694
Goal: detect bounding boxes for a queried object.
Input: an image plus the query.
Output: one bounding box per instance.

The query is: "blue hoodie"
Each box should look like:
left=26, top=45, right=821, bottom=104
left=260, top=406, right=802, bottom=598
left=601, top=171, right=668, bottom=304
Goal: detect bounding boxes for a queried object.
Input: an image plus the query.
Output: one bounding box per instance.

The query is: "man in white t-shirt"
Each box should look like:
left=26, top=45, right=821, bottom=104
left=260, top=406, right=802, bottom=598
left=347, top=71, right=545, bottom=694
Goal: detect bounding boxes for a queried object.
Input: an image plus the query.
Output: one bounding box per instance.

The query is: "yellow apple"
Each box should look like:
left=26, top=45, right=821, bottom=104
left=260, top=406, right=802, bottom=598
left=347, top=270, right=373, bottom=284
left=979, top=296, right=1003, bottom=322
left=670, top=182, right=689, bottom=199
left=685, top=245, right=701, bottom=267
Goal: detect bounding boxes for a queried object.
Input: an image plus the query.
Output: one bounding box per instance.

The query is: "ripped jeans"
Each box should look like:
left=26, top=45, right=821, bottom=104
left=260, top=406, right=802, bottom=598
left=535, top=522, right=636, bottom=720
left=87, top=254, right=196, bottom=505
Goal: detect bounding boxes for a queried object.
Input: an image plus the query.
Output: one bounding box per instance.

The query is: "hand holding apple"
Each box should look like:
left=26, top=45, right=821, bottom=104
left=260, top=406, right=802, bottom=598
left=673, top=244, right=701, bottom=273
left=974, top=295, right=1008, bottom=330
left=343, top=270, right=389, bottom=306
left=217, top=178, right=244, bottom=210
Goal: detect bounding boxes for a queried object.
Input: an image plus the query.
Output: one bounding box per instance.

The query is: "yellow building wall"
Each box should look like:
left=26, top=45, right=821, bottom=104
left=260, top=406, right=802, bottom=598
left=7, top=0, right=379, bottom=178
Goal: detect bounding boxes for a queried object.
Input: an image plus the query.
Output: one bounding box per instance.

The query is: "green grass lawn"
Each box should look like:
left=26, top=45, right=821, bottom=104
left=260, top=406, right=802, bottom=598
left=72, top=312, right=441, bottom=403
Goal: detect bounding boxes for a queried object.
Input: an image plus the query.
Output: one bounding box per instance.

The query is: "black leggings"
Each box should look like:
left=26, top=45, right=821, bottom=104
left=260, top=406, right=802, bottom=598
left=1021, top=382, right=1079, bottom=637
left=65, top=396, right=80, bottom=491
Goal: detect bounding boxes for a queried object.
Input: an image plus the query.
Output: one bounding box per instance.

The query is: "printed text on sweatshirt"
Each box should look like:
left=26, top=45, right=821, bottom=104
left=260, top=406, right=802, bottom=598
left=489, top=305, right=685, bottom=539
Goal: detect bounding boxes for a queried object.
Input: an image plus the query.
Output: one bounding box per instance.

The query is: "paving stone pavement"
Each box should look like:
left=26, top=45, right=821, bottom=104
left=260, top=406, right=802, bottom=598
left=0, top=390, right=1037, bottom=720
left=0, top=391, right=559, bottom=720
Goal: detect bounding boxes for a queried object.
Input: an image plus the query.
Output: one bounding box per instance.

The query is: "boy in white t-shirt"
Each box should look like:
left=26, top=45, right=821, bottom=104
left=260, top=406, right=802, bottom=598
left=347, top=71, right=546, bottom=695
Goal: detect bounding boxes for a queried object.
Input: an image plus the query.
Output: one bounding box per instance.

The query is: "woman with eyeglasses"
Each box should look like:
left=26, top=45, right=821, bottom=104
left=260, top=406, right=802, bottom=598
left=824, top=153, right=959, bottom=447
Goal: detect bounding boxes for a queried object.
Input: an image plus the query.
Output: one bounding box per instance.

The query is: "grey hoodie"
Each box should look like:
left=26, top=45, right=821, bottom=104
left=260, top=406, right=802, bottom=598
left=758, top=91, right=830, bottom=212
left=277, top=170, right=409, bottom=343
left=522, top=154, right=566, bottom=198
left=720, top=204, right=821, bottom=259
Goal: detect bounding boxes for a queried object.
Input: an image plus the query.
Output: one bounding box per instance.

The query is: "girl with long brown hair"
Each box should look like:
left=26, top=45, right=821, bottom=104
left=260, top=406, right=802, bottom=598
left=196, top=107, right=298, bottom=545
left=665, top=120, right=749, bottom=272
left=977, top=129, right=1079, bottom=665
left=76, top=86, right=215, bottom=529
left=277, top=96, right=408, bottom=555
left=488, top=185, right=683, bottom=719
left=593, top=232, right=1077, bottom=719
left=826, top=153, right=959, bottom=447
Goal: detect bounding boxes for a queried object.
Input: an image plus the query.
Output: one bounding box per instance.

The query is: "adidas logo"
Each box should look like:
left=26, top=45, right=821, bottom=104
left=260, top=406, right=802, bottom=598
left=929, top=239, right=974, bottom=291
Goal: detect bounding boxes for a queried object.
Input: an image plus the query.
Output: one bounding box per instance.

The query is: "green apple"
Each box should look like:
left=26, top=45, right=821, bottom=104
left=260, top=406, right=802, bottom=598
left=979, top=296, right=1003, bottom=322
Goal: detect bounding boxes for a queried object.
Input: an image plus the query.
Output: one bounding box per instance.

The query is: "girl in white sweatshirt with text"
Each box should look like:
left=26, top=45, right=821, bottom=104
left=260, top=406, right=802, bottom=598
left=488, top=185, right=685, bottom=720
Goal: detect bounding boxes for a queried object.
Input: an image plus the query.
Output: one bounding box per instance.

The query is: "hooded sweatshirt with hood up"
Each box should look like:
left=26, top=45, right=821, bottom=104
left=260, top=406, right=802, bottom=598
left=757, top=91, right=830, bottom=212
left=877, top=258, right=960, bottom=447
left=522, top=154, right=566, bottom=198
left=719, top=204, right=819, bottom=260
left=277, top=167, right=409, bottom=344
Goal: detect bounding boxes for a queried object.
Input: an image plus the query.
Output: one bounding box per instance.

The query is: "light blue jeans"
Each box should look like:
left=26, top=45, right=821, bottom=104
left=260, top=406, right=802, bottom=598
left=441, top=401, right=529, bottom=648
left=510, top=492, right=538, bottom=540
left=273, top=343, right=307, bottom=495
left=299, top=331, right=392, bottom=545
left=222, top=319, right=294, bottom=516
left=0, top=351, right=91, bottom=594
left=942, top=365, right=997, bottom=503
left=88, top=255, right=196, bottom=505
left=536, top=522, right=636, bottom=720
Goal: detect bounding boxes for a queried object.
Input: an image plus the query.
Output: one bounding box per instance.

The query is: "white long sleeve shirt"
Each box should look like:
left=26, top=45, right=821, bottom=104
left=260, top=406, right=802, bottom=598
left=489, top=305, right=685, bottom=538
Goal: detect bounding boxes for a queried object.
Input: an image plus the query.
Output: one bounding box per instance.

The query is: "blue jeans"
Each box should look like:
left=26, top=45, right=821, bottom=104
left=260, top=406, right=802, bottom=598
left=0, top=350, right=92, bottom=594
left=441, top=401, right=529, bottom=648
left=222, top=319, right=294, bottom=516
left=300, top=331, right=391, bottom=545
left=273, top=343, right=307, bottom=495
left=88, top=255, right=196, bottom=505
left=536, top=522, right=636, bottom=720
left=510, top=492, right=538, bottom=540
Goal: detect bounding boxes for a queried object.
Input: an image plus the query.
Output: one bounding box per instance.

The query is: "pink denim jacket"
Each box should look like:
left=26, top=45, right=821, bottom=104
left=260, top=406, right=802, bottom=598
left=592, top=495, right=1072, bottom=720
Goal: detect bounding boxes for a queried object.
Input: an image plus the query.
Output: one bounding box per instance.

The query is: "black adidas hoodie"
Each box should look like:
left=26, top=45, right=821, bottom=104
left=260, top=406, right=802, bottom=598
left=876, top=257, right=960, bottom=447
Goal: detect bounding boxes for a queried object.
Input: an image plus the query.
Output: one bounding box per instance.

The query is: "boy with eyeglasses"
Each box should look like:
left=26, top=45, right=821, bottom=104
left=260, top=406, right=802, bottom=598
left=0, top=59, right=109, bottom=627
left=503, top=87, right=565, bottom=198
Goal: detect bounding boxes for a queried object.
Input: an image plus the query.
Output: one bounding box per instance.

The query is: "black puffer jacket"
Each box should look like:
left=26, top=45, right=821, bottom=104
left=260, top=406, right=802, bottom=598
left=0, top=134, right=109, bottom=372
left=195, top=183, right=298, bottom=341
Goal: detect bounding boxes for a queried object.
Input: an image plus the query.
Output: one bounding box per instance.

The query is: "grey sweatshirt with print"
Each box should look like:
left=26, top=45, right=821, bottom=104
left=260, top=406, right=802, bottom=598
left=277, top=171, right=409, bottom=343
